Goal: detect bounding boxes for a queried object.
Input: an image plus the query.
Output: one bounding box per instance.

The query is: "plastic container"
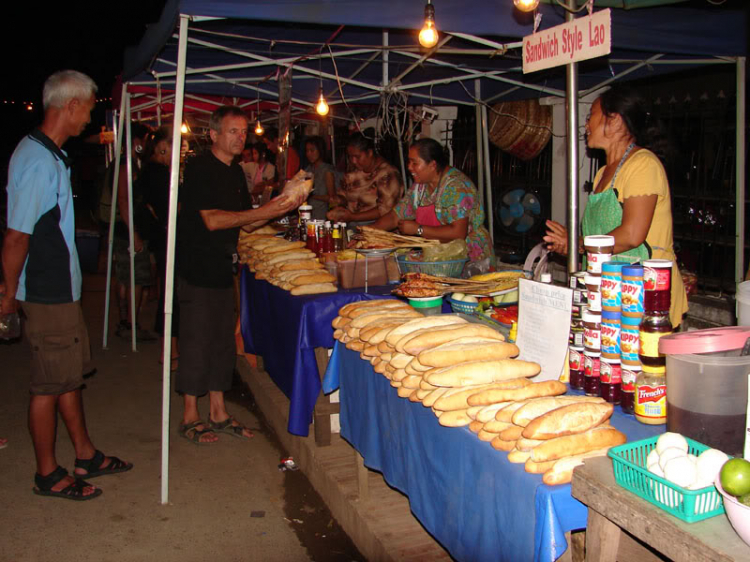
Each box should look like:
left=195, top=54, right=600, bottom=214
left=337, top=255, right=400, bottom=289
left=737, top=280, right=750, bottom=326
left=609, top=436, right=725, bottom=523
left=659, top=326, right=750, bottom=456
left=715, top=476, right=750, bottom=547
left=447, top=296, right=479, bottom=314
left=408, top=296, right=443, bottom=316
left=396, top=255, right=467, bottom=278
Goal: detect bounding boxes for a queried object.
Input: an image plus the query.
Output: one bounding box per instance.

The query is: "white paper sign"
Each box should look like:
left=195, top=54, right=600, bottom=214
left=523, top=8, right=611, bottom=74
left=516, top=279, right=573, bottom=382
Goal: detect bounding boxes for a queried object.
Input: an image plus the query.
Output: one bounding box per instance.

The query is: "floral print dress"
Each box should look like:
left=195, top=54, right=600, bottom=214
left=393, top=167, right=493, bottom=262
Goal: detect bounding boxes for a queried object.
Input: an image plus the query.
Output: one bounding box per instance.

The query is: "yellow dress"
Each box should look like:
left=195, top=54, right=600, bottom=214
left=591, top=149, right=688, bottom=327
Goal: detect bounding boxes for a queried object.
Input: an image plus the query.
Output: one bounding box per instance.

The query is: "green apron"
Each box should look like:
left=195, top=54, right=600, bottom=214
left=582, top=143, right=650, bottom=264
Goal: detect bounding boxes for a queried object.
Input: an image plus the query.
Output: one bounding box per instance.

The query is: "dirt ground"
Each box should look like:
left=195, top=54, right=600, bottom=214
left=0, top=266, right=363, bottom=562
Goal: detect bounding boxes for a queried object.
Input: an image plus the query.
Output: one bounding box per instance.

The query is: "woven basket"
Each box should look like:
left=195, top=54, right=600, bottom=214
left=489, top=99, right=552, bottom=161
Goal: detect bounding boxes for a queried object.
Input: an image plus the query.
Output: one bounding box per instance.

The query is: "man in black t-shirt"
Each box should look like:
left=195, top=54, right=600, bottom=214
left=176, top=106, right=294, bottom=444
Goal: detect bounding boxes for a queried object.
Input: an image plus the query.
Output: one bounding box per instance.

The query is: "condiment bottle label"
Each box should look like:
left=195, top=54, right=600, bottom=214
left=644, top=266, right=670, bottom=292
left=621, top=279, right=644, bottom=315
left=635, top=384, right=666, bottom=420
left=569, top=348, right=584, bottom=371
left=639, top=329, right=673, bottom=359
left=600, top=361, right=621, bottom=384
left=601, top=275, right=621, bottom=310
left=621, top=367, right=638, bottom=392
left=584, top=326, right=601, bottom=351
left=620, top=326, right=640, bottom=363
left=601, top=321, right=621, bottom=357
left=587, top=252, right=612, bottom=274
left=587, top=288, right=602, bottom=311
left=573, top=288, right=588, bottom=306
left=584, top=355, right=600, bottom=378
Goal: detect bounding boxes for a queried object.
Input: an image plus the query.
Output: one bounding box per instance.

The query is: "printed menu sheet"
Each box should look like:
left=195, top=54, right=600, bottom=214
left=516, top=278, right=573, bottom=382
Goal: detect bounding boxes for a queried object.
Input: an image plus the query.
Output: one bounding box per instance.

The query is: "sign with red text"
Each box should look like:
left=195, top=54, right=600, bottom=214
left=523, top=9, right=611, bottom=74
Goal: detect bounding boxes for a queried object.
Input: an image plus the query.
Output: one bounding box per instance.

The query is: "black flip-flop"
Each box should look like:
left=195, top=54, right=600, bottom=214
left=74, top=449, right=133, bottom=479
left=33, top=466, right=102, bottom=501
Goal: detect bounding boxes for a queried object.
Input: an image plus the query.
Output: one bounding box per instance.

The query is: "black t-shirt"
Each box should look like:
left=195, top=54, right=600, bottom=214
left=140, top=161, right=170, bottom=231
left=177, top=151, right=249, bottom=288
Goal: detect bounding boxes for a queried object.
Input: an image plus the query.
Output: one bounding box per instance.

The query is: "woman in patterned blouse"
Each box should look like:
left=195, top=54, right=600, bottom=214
left=370, top=138, right=493, bottom=263
left=327, top=133, right=403, bottom=226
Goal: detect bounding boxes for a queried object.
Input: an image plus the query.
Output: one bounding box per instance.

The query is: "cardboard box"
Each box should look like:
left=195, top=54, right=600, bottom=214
left=337, top=255, right=400, bottom=289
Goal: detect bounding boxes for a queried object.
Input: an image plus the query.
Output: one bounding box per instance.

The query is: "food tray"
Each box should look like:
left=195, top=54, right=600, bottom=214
left=447, top=296, right=479, bottom=314
left=608, top=436, right=725, bottom=523
left=396, top=255, right=468, bottom=278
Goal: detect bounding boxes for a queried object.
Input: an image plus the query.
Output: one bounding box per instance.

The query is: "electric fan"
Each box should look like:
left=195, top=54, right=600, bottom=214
left=496, top=187, right=543, bottom=235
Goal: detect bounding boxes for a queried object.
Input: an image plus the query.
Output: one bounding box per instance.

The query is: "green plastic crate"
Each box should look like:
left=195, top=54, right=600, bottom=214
left=608, top=435, right=726, bottom=523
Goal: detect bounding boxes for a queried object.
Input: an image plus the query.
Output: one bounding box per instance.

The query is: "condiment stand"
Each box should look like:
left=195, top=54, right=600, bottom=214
left=353, top=248, right=396, bottom=292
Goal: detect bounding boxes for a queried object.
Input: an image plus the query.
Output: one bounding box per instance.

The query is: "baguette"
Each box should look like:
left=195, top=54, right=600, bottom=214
left=425, top=359, right=541, bottom=388
left=467, top=405, right=483, bottom=420
left=339, top=299, right=406, bottom=317
left=401, top=375, right=422, bottom=389
left=418, top=340, right=520, bottom=368
left=267, top=251, right=316, bottom=265
left=495, top=400, right=533, bottom=423
left=390, top=353, right=416, bottom=370
left=467, top=380, right=567, bottom=407
left=542, top=448, right=612, bottom=486
left=531, top=427, right=626, bottom=463
left=362, top=344, right=380, bottom=357
left=511, top=396, right=606, bottom=427
left=396, top=386, right=413, bottom=398
left=476, top=402, right=514, bottom=424
left=377, top=341, right=396, bottom=354
left=515, top=437, right=546, bottom=451
left=522, top=402, right=614, bottom=440
left=384, top=316, right=468, bottom=346
left=262, top=241, right=307, bottom=254
left=402, top=325, right=506, bottom=356
left=373, top=362, right=388, bottom=375
left=349, top=311, right=421, bottom=330
left=345, top=339, right=365, bottom=351
left=490, top=437, right=517, bottom=452
left=469, top=420, right=484, bottom=433
left=507, top=449, right=532, bottom=464
left=498, top=425, right=525, bottom=441
left=380, top=353, right=393, bottom=363
left=408, top=390, right=422, bottom=403
left=278, top=259, right=325, bottom=271
left=434, top=383, right=519, bottom=412
left=421, top=387, right=449, bottom=408
left=481, top=419, right=513, bottom=434
left=391, top=369, right=408, bottom=383
left=291, top=272, right=337, bottom=286
left=525, top=459, right=557, bottom=474
left=290, top=283, right=338, bottom=295
left=438, top=409, right=472, bottom=428
left=360, top=321, right=407, bottom=343
left=333, top=328, right=344, bottom=341
left=348, top=303, right=413, bottom=319
left=477, top=429, right=500, bottom=442
left=408, top=357, right=433, bottom=373
left=415, top=389, right=433, bottom=401
left=367, top=323, right=408, bottom=345
left=419, top=379, right=438, bottom=391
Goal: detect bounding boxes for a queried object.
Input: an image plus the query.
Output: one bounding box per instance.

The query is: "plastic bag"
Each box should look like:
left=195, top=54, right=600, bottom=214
left=281, top=170, right=314, bottom=208
left=421, top=239, right=468, bottom=262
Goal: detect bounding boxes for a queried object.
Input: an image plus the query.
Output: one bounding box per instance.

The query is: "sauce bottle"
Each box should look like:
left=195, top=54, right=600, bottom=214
left=634, top=364, right=667, bottom=425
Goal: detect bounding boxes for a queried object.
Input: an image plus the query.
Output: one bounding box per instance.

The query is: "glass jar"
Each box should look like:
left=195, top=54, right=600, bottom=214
left=600, top=358, right=622, bottom=404
left=635, top=364, right=667, bottom=425
left=569, top=346, right=585, bottom=390
left=620, top=363, right=640, bottom=415
left=584, top=351, right=601, bottom=397
left=584, top=235, right=614, bottom=275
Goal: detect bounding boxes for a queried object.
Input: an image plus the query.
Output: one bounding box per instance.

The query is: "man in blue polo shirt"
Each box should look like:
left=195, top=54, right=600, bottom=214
left=1, top=70, right=132, bottom=501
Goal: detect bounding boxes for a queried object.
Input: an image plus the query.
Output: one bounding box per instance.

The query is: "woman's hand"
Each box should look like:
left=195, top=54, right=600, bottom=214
left=327, top=207, right=351, bottom=222
left=397, top=220, right=419, bottom=236
left=543, top=220, right=569, bottom=255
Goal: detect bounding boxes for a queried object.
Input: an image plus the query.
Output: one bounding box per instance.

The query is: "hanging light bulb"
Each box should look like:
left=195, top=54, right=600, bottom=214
left=316, top=89, right=329, bottom=116
left=419, top=1, right=438, bottom=49
left=254, top=119, right=264, bottom=136
left=514, top=0, right=539, bottom=12
left=180, top=122, right=189, bottom=134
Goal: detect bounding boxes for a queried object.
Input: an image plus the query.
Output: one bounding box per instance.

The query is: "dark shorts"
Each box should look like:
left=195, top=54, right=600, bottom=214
left=176, top=278, right=235, bottom=396
left=22, top=300, right=93, bottom=395
left=114, top=237, right=153, bottom=286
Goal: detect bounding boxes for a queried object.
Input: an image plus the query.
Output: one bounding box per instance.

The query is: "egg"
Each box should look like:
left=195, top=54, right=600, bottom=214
left=664, top=456, right=698, bottom=489
left=687, top=454, right=698, bottom=464
left=656, top=432, right=689, bottom=456
left=452, top=293, right=465, bottom=301
left=648, top=462, right=665, bottom=478
left=463, top=295, right=478, bottom=303
left=646, top=449, right=660, bottom=469
left=659, top=446, right=687, bottom=471
left=696, top=448, right=730, bottom=486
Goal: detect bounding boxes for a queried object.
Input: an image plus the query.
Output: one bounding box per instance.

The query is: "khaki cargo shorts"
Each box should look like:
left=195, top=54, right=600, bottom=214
left=22, top=300, right=93, bottom=395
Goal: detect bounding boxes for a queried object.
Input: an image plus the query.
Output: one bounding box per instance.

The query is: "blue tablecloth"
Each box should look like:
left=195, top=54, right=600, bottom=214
left=323, top=343, right=661, bottom=562
left=239, top=267, right=395, bottom=436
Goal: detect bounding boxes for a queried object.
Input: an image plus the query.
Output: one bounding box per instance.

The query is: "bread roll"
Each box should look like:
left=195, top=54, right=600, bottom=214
left=512, top=396, right=605, bottom=427
left=542, top=448, right=612, bottom=486
left=531, top=427, right=626, bottom=463
left=438, top=409, right=472, bottom=428
left=402, top=325, right=507, bottom=356
left=418, top=340, right=520, bottom=368
left=467, top=380, right=567, bottom=407
left=507, top=449, right=532, bottom=464
left=425, top=359, right=541, bottom=388
left=522, top=402, right=614, bottom=440
left=384, top=316, right=468, bottom=346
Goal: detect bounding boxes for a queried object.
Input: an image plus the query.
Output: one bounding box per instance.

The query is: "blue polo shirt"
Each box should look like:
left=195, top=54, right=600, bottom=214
left=6, top=130, right=81, bottom=303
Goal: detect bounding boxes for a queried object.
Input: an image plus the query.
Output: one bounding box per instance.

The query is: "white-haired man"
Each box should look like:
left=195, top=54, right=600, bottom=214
left=1, top=70, right=132, bottom=501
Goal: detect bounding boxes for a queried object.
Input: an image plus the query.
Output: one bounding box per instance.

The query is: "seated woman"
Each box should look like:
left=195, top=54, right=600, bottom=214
left=304, top=136, right=337, bottom=220
left=543, top=86, right=687, bottom=327
left=370, top=138, right=493, bottom=263
left=240, top=142, right=275, bottom=195
left=327, top=133, right=403, bottom=227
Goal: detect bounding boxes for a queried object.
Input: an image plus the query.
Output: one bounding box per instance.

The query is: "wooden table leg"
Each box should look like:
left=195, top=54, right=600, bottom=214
left=585, top=509, right=621, bottom=562
left=356, top=451, right=369, bottom=502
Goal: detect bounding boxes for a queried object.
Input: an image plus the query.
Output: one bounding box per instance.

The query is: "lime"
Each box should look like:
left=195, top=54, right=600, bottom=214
left=720, top=458, right=750, bottom=497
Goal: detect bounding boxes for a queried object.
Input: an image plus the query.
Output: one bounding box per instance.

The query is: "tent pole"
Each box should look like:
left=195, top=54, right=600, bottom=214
left=382, top=30, right=388, bottom=86
left=566, top=4, right=580, bottom=275
left=103, top=101, right=126, bottom=349
left=124, top=92, right=138, bottom=352
left=474, top=80, right=485, bottom=208
left=481, top=103, right=494, bottom=245
left=736, top=56, right=746, bottom=284
left=161, top=13, right=190, bottom=506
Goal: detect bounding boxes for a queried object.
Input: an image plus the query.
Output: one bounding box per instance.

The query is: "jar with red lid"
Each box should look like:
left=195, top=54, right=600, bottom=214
left=583, top=351, right=601, bottom=397
left=643, top=259, right=672, bottom=313
left=620, top=363, right=640, bottom=415
left=569, top=346, right=585, bottom=390
left=600, top=358, right=622, bottom=404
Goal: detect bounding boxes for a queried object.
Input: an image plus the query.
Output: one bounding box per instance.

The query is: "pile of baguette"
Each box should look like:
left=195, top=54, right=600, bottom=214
left=332, top=299, right=627, bottom=485
left=238, top=228, right=337, bottom=295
